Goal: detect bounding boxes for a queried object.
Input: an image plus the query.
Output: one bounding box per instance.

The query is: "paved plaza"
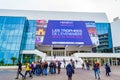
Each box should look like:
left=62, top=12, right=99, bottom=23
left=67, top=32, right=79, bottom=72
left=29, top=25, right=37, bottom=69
left=0, top=66, right=120, bottom=80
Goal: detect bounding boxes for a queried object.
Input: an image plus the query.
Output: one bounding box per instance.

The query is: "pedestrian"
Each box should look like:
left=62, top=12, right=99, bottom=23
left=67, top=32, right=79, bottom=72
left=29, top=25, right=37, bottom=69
left=30, top=62, right=34, bottom=75
left=24, top=61, right=32, bottom=79
left=63, top=58, right=66, bottom=68
left=105, top=62, right=111, bottom=76
left=33, top=62, right=37, bottom=75
left=82, top=63, right=85, bottom=70
left=57, top=61, right=61, bottom=74
left=66, top=62, right=74, bottom=80
left=86, top=61, right=90, bottom=70
left=43, top=61, right=48, bottom=76
left=53, top=62, right=56, bottom=74
left=36, top=61, right=41, bottom=76
left=71, top=59, right=75, bottom=74
left=93, top=61, right=100, bottom=80
left=49, top=61, right=54, bottom=74
left=75, top=60, right=78, bottom=65
left=15, top=61, right=25, bottom=79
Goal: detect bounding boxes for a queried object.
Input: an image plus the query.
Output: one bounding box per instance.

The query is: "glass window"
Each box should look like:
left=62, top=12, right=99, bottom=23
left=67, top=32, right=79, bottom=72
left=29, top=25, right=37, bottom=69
left=10, top=44, right=16, bottom=50
left=15, top=44, right=20, bottom=50
left=2, top=43, right=7, bottom=50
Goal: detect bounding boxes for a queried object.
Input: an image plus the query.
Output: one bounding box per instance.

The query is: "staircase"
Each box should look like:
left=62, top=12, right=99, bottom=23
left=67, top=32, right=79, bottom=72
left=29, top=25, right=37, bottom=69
left=22, top=50, right=83, bottom=68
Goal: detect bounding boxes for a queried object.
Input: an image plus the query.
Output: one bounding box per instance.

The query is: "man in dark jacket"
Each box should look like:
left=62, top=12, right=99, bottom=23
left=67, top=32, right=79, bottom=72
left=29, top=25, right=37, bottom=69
left=105, top=62, right=111, bottom=76
left=66, top=63, right=74, bottom=80
left=15, top=61, right=25, bottom=79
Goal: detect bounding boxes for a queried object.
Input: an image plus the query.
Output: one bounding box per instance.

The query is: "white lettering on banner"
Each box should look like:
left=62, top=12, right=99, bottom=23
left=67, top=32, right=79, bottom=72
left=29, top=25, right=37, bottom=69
left=52, top=42, right=84, bottom=44
left=52, top=29, right=82, bottom=36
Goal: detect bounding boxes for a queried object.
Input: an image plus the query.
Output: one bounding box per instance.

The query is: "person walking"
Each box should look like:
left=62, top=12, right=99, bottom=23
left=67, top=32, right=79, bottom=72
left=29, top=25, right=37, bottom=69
left=43, top=61, right=48, bottom=76
left=82, top=63, right=85, bottom=70
left=36, top=61, right=41, bottom=76
left=63, top=59, right=66, bottom=68
left=66, top=62, right=74, bottom=80
left=105, top=62, right=111, bottom=76
left=57, top=61, right=61, bottom=74
left=93, top=61, right=100, bottom=80
left=86, top=61, right=90, bottom=70
left=15, top=61, right=25, bottom=80
left=24, top=62, right=32, bottom=79
left=70, top=59, right=75, bottom=74
left=49, top=61, right=54, bottom=74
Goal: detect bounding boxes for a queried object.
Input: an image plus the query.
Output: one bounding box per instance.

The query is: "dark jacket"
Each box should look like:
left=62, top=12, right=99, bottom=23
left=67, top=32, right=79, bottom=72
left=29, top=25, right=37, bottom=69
left=66, top=64, right=74, bottom=76
left=105, top=63, right=111, bottom=73
left=17, top=61, right=22, bottom=71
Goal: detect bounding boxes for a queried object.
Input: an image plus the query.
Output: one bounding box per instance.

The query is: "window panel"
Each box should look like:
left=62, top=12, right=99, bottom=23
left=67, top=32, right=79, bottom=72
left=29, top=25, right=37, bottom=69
left=8, top=36, right=13, bottom=43
left=14, top=51, right=19, bottom=58
left=6, top=44, right=11, bottom=50
left=2, top=43, right=7, bottom=50
left=11, top=44, right=16, bottom=50
left=15, top=44, right=20, bottom=50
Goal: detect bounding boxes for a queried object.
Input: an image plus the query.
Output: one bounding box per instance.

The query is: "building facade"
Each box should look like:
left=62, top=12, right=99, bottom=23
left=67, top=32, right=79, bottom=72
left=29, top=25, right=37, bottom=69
left=111, top=18, right=120, bottom=53
left=0, top=9, right=113, bottom=64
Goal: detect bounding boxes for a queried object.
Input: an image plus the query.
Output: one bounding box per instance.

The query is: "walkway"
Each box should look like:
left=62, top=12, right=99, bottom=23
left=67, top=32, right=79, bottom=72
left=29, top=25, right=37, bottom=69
left=0, top=66, right=120, bottom=80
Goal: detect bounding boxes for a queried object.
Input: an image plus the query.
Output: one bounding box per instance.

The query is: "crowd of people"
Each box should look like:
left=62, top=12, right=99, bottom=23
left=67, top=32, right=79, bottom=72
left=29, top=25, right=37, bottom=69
left=15, top=59, right=111, bottom=80
left=15, top=60, right=62, bottom=80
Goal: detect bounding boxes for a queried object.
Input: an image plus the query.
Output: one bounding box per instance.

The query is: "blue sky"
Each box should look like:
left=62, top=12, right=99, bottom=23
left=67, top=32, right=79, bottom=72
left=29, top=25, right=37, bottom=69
left=0, top=0, right=120, bottom=22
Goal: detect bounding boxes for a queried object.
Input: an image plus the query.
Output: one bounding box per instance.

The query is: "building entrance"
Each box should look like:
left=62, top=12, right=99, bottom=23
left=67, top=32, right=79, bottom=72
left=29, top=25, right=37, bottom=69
left=53, top=50, right=64, bottom=56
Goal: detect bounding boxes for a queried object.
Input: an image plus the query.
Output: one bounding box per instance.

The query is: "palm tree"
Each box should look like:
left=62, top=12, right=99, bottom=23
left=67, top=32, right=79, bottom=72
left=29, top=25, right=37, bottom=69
left=11, top=57, right=17, bottom=65
left=24, top=56, right=30, bottom=62
left=0, top=60, right=4, bottom=65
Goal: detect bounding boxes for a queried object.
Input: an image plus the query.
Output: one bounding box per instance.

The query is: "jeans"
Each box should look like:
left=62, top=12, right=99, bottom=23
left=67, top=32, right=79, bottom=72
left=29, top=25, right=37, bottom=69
left=43, top=68, right=47, bottom=76
left=94, top=69, right=100, bottom=79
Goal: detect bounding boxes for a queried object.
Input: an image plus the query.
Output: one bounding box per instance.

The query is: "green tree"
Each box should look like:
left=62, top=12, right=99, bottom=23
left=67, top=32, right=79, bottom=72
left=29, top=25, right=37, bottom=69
left=24, top=56, right=30, bottom=63
left=0, top=60, right=4, bottom=65
left=11, top=57, right=17, bottom=65
left=36, top=56, right=41, bottom=61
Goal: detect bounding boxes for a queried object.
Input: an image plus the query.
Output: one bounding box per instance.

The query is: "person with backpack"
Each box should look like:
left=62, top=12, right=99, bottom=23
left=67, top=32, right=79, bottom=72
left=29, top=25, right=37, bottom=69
left=66, top=62, right=74, bottom=80
left=93, top=61, right=100, bottom=80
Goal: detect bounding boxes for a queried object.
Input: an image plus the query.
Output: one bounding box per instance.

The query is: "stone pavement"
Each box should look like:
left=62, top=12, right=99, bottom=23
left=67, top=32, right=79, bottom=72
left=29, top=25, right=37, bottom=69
left=0, top=66, right=120, bottom=80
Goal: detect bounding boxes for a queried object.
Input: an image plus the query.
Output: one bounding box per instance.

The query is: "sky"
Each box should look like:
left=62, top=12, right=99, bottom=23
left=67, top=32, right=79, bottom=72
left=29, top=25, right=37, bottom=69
left=0, top=0, right=120, bottom=22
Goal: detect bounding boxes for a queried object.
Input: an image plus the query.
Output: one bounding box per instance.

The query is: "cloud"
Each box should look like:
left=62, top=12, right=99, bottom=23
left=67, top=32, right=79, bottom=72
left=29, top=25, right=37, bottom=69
left=0, top=0, right=120, bottom=22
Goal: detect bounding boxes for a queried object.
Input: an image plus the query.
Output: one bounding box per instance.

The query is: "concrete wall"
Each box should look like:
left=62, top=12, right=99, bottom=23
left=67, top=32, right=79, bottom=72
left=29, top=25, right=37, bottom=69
left=111, top=19, right=120, bottom=47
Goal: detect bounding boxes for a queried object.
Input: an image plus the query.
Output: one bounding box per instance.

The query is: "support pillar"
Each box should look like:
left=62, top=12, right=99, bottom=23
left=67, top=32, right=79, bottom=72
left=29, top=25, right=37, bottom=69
left=116, top=58, right=118, bottom=66
left=21, top=54, right=23, bottom=63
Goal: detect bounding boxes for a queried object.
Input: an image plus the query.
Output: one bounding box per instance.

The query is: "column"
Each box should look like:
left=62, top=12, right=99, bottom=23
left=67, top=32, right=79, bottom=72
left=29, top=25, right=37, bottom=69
left=51, top=45, right=53, bottom=56
left=21, top=54, right=23, bottom=63
left=51, top=50, right=53, bottom=56
left=108, top=58, right=110, bottom=65
left=65, top=45, right=68, bottom=56
left=113, top=47, right=115, bottom=53
left=111, top=58, right=113, bottom=66
left=116, top=58, right=118, bottom=66
left=64, top=50, right=66, bottom=56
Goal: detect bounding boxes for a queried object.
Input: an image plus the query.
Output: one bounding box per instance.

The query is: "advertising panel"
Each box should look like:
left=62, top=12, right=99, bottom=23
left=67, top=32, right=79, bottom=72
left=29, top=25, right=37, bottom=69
left=36, top=20, right=99, bottom=46
left=42, top=20, right=92, bottom=45
left=85, top=21, right=99, bottom=46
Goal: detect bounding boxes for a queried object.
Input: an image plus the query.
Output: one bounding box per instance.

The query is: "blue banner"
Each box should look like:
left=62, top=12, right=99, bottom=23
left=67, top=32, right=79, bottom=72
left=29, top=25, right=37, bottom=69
left=42, top=20, right=92, bottom=45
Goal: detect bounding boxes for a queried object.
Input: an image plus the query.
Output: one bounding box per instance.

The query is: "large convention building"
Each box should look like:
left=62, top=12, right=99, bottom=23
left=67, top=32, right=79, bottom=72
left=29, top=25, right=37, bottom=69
left=0, top=9, right=119, bottom=66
